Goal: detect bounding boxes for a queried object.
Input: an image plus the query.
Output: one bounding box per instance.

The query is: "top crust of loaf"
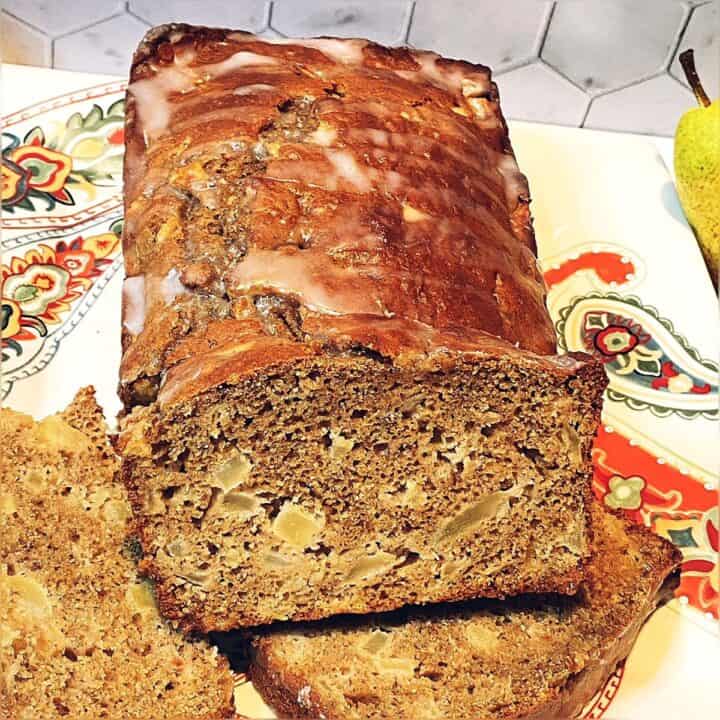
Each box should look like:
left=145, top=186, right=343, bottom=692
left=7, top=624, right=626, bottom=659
left=119, top=24, right=571, bottom=411
left=0, top=388, right=235, bottom=719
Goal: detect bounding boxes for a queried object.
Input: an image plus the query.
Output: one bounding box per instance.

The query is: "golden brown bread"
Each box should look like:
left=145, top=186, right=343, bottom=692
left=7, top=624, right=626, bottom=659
left=0, top=389, right=235, bottom=719
left=119, top=25, right=608, bottom=631
left=250, top=504, right=681, bottom=720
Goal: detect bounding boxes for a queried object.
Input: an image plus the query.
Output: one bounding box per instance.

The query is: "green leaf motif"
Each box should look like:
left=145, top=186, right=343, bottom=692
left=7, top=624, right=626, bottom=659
left=83, top=105, right=103, bottom=129
left=667, top=527, right=698, bottom=548
left=585, top=314, right=606, bottom=329
left=635, top=359, right=662, bottom=376
left=13, top=285, right=39, bottom=302
left=110, top=218, right=124, bottom=236
left=67, top=112, right=84, bottom=130
left=14, top=196, right=35, bottom=211
left=108, top=99, right=125, bottom=117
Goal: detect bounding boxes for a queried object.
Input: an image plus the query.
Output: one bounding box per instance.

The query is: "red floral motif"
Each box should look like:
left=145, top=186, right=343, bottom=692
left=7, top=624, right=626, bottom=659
left=585, top=314, right=650, bottom=362
left=650, top=361, right=711, bottom=395
left=2, top=99, right=124, bottom=214
left=1, top=230, right=120, bottom=360
left=544, top=251, right=636, bottom=289
left=593, top=426, right=718, bottom=618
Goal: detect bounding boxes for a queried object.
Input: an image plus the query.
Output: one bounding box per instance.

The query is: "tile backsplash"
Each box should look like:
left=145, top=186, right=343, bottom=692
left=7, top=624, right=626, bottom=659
left=1, top=0, right=717, bottom=136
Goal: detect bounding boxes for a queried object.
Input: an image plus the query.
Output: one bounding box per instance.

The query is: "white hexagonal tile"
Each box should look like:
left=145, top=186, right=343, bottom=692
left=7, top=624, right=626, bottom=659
left=53, top=13, right=149, bottom=76
left=409, top=0, right=552, bottom=70
left=3, top=0, right=123, bottom=37
left=130, top=0, right=269, bottom=32
left=584, top=74, right=694, bottom=136
left=495, top=62, right=590, bottom=127
left=1, top=11, right=51, bottom=66
left=543, top=0, right=686, bottom=92
left=671, top=2, right=719, bottom=102
left=271, top=0, right=411, bottom=45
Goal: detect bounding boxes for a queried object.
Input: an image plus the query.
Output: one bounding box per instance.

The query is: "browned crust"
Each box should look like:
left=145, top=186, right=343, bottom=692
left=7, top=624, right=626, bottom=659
left=120, top=23, right=565, bottom=411
left=248, top=515, right=681, bottom=720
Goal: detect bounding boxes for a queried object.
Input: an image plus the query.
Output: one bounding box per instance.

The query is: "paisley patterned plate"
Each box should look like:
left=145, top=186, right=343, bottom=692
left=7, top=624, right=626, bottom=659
left=2, top=64, right=717, bottom=720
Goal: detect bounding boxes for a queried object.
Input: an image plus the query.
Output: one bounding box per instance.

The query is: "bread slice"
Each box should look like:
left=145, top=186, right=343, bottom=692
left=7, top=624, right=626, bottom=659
left=120, top=25, right=609, bottom=631
left=0, top=389, right=235, bottom=719
left=250, top=504, right=680, bottom=720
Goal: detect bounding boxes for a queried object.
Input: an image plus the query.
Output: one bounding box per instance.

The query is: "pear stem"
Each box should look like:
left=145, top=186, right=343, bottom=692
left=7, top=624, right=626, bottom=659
left=679, top=49, right=711, bottom=108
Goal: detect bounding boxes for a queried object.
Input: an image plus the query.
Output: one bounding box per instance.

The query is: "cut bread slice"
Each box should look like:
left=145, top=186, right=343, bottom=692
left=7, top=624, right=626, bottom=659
left=0, top=388, right=235, bottom=719
left=120, top=24, right=610, bottom=632
left=250, top=504, right=680, bottom=720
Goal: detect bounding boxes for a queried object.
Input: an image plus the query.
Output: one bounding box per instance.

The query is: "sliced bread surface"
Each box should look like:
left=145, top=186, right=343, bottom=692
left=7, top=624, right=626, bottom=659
left=0, top=388, right=235, bottom=719
left=250, top=504, right=681, bottom=720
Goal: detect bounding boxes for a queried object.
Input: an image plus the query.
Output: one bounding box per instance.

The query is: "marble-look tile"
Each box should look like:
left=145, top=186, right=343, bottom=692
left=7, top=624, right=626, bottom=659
left=670, top=1, right=718, bottom=100
left=1, top=11, right=51, bottom=66
left=409, top=0, right=552, bottom=70
left=3, top=0, right=122, bottom=37
left=543, top=0, right=686, bottom=92
left=584, top=74, right=694, bottom=136
left=130, top=0, right=269, bottom=32
left=271, top=0, right=411, bottom=45
left=495, top=62, right=589, bottom=126
left=53, top=13, right=149, bottom=76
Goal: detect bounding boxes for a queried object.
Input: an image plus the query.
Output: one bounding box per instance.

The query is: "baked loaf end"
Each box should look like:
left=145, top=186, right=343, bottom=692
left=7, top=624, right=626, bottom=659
left=250, top=504, right=681, bottom=720
left=0, top=388, right=234, bottom=719
left=119, top=24, right=608, bottom=631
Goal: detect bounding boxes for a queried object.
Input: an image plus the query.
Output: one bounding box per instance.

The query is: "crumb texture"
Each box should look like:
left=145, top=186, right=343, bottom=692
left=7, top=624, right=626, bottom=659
left=0, top=388, right=234, bottom=719
left=123, top=354, right=605, bottom=631
left=250, top=505, right=681, bottom=720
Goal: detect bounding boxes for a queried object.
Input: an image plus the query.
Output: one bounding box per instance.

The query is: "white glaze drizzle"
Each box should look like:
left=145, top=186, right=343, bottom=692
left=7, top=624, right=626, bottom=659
left=229, top=249, right=379, bottom=316
left=122, top=276, right=146, bottom=336
left=307, top=123, right=338, bottom=147
left=122, top=270, right=188, bottom=336
left=243, top=35, right=367, bottom=65
left=326, top=149, right=372, bottom=193
left=396, top=53, right=489, bottom=97
left=129, top=49, right=279, bottom=141
left=233, top=83, right=276, bottom=96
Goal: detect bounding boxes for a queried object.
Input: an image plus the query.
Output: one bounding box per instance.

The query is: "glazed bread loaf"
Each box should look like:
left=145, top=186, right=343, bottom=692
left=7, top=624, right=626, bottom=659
left=251, top=504, right=681, bottom=720
left=0, top=389, right=234, bottom=719
left=119, top=24, right=608, bottom=631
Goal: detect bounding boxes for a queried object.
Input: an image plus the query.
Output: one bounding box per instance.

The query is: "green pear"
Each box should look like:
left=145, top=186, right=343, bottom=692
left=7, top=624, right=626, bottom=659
left=674, top=49, right=720, bottom=290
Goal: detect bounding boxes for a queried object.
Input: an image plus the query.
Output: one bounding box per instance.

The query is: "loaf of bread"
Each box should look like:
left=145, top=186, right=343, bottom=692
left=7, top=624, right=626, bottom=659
left=119, top=24, right=608, bottom=631
left=0, top=389, right=235, bottom=719
left=251, top=504, right=681, bottom=720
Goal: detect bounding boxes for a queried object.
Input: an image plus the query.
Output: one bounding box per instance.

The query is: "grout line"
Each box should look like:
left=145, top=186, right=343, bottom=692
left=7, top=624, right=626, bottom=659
left=540, top=57, right=593, bottom=94
left=663, top=3, right=694, bottom=73
left=667, top=71, right=694, bottom=94
left=125, top=8, right=152, bottom=27
left=494, top=56, right=537, bottom=78
left=401, top=0, right=416, bottom=45
left=536, top=57, right=593, bottom=96
left=536, top=0, right=556, bottom=58
left=1, top=8, right=51, bottom=36
left=267, top=1, right=277, bottom=34
left=258, top=0, right=272, bottom=33
left=583, top=71, right=669, bottom=104
left=579, top=95, right=595, bottom=128
left=52, top=10, right=138, bottom=43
